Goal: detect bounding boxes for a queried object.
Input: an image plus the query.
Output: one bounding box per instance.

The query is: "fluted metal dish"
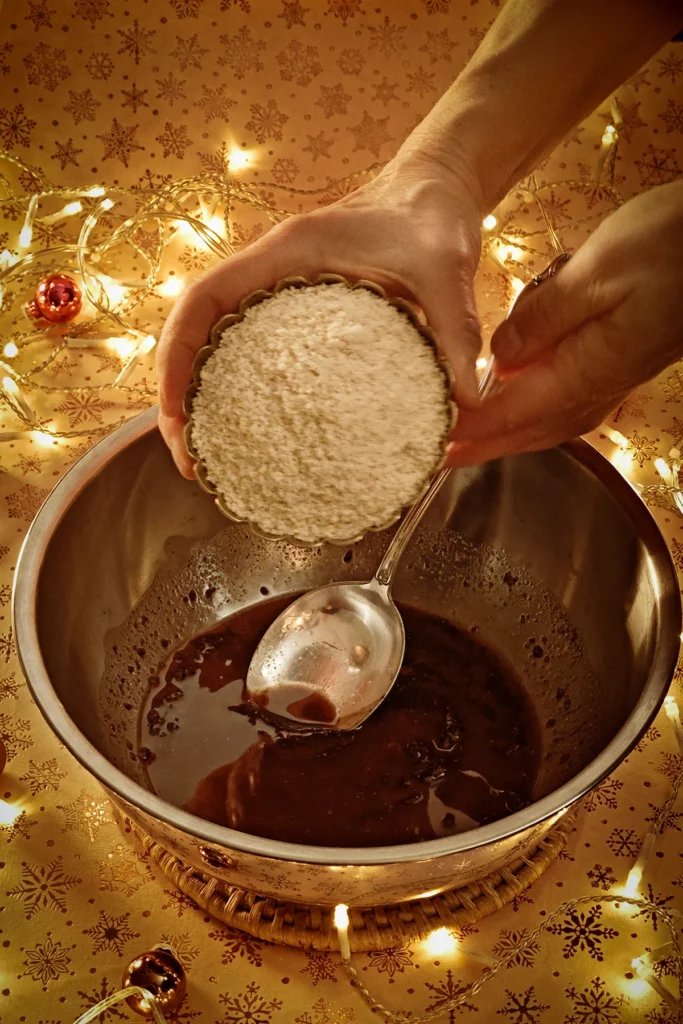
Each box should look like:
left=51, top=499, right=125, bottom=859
left=182, top=273, right=458, bottom=547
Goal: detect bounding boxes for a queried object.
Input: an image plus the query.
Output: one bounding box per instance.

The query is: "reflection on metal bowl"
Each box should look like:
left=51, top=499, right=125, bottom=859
left=13, top=407, right=680, bottom=907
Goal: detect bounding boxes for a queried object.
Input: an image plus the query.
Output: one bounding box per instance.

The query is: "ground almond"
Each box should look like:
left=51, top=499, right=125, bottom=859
left=190, top=282, right=453, bottom=543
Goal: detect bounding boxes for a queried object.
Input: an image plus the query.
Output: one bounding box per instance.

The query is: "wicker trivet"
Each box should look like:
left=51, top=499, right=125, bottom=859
left=127, top=812, right=576, bottom=952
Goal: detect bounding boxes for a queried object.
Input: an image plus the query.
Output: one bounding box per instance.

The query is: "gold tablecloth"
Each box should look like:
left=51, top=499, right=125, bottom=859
left=1, top=2, right=683, bottom=1022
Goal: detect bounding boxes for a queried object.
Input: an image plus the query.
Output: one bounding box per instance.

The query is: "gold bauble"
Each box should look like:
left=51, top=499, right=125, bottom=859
left=122, top=946, right=186, bottom=1018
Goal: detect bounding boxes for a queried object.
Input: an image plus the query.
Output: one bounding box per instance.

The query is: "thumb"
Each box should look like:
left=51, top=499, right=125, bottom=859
left=492, top=257, right=596, bottom=373
left=417, top=265, right=482, bottom=409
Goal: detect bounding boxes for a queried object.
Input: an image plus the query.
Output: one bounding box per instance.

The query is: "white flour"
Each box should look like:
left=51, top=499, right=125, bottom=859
left=190, top=283, right=452, bottom=543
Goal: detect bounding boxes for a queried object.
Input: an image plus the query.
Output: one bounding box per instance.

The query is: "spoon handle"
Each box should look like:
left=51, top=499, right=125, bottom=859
left=373, top=359, right=496, bottom=588
left=373, top=252, right=572, bottom=589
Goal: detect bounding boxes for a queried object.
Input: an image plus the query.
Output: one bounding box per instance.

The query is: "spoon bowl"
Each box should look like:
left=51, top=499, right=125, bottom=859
left=246, top=579, right=404, bottom=730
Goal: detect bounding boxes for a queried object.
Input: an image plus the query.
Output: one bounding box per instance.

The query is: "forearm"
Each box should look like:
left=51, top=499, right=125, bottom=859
left=396, top=0, right=680, bottom=212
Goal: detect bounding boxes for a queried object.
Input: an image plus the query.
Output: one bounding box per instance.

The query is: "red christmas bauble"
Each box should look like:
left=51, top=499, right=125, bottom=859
left=27, top=274, right=82, bottom=323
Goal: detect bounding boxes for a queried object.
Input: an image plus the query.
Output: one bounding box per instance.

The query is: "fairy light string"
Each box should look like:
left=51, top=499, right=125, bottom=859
left=331, top=695, right=683, bottom=1023
left=335, top=895, right=683, bottom=1023
left=73, top=985, right=168, bottom=1024
left=0, top=118, right=628, bottom=446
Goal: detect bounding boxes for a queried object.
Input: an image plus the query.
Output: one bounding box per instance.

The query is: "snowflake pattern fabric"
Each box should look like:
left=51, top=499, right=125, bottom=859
left=1, top=3, right=683, bottom=1022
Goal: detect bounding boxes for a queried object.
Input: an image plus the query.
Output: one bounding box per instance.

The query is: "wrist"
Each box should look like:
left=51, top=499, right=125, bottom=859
left=392, top=102, right=519, bottom=217
left=382, top=144, right=489, bottom=219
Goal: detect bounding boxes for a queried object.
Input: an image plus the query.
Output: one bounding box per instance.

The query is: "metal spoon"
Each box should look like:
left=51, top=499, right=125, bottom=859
left=245, top=366, right=496, bottom=730
left=246, top=255, right=571, bottom=730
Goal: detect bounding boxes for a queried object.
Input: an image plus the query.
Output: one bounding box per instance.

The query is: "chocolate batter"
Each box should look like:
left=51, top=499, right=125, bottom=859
left=140, top=596, right=541, bottom=847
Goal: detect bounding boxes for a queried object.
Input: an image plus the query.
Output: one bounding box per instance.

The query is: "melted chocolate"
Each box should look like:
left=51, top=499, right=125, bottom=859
left=286, top=692, right=337, bottom=724
left=140, top=597, right=541, bottom=847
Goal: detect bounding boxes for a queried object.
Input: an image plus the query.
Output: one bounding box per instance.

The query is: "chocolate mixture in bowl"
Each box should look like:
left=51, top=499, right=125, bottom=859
left=139, top=597, right=542, bottom=848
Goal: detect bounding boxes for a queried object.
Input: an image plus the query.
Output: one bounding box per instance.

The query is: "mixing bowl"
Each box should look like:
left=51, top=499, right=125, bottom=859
left=13, top=407, right=680, bottom=907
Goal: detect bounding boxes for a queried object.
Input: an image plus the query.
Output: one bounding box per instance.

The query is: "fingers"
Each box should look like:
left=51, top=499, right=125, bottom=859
left=447, top=364, right=566, bottom=466
left=158, top=410, right=195, bottom=479
left=156, top=278, right=222, bottom=421
left=447, top=322, right=617, bottom=466
left=491, top=252, right=602, bottom=373
left=156, top=220, right=326, bottom=474
left=157, top=220, right=313, bottom=422
left=416, top=264, right=482, bottom=408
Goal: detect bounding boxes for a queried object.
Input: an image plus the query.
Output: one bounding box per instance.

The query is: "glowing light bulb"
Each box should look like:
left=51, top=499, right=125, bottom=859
left=602, top=125, right=616, bottom=144
left=18, top=226, right=33, bottom=249
left=176, top=218, right=197, bottom=238
left=664, top=693, right=683, bottom=755
left=625, top=977, right=651, bottom=999
left=333, top=904, right=351, bottom=960
left=625, top=865, right=642, bottom=895
left=99, top=276, right=127, bottom=306
left=510, top=277, right=525, bottom=296
left=422, top=927, right=458, bottom=957
left=508, top=277, right=526, bottom=310
left=208, top=216, right=224, bottom=235
left=500, top=242, right=523, bottom=262
left=41, top=200, right=86, bottom=225
left=3, top=342, right=18, bottom=358
left=158, top=277, right=184, bottom=297
left=655, top=458, right=673, bottom=485
left=113, top=336, right=155, bottom=386
left=138, top=334, right=156, bottom=356
left=482, top=214, right=497, bottom=230
left=106, top=336, right=137, bottom=360
left=476, top=357, right=488, bottom=369
left=100, top=197, right=115, bottom=211
left=0, top=800, right=21, bottom=826
left=609, top=439, right=632, bottom=472
left=0, top=249, right=17, bottom=270
left=333, top=904, right=349, bottom=929
left=33, top=430, right=58, bottom=447
left=229, top=147, right=252, bottom=171
left=2, top=375, right=19, bottom=396
left=604, top=427, right=628, bottom=449
left=85, top=186, right=106, bottom=197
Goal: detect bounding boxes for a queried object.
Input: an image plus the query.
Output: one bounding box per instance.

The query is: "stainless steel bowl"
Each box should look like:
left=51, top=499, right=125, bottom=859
left=13, top=407, right=680, bottom=907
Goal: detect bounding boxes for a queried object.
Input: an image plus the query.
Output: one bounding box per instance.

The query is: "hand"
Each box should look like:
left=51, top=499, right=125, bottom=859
left=156, top=153, right=486, bottom=477
left=449, top=181, right=683, bottom=466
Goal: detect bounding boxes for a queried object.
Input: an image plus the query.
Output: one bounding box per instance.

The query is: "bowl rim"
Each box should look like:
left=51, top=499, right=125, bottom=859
left=13, top=406, right=682, bottom=866
left=182, top=273, right=457, bottom=548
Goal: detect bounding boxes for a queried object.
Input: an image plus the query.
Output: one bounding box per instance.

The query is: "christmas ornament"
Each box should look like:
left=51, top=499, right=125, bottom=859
left=122, top=946, right=186, bottom=1018
left=26, top=273, right=82, bottom=323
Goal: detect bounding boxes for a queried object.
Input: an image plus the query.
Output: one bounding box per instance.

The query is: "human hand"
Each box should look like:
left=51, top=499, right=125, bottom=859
left=157, top=153, right=486, bottom=477
left=449, top=181, right=683, bottom=466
